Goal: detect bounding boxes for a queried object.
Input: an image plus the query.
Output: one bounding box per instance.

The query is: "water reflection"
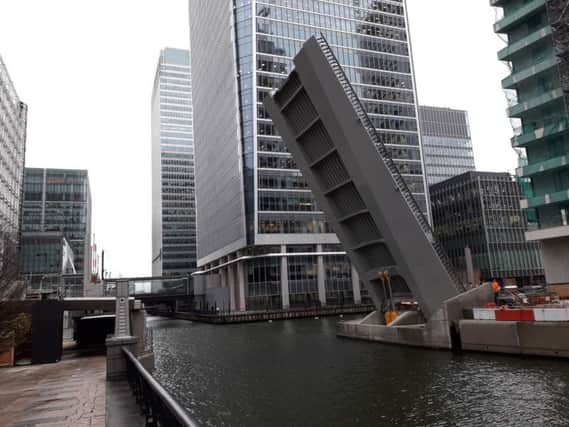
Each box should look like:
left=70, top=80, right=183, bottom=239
left=148, top=316, right=569, bottom=426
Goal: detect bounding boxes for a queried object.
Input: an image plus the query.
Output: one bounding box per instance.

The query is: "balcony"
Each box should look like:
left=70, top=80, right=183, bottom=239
left=494, top=0, right=546, bottom=34
left=516, top=154, right=569, bottom=177
left=502, top=55, right=558, bottom=89
left=526, top=224, right=569, bottom=241
left=521, top=188, right=569, bottom=209
left=498, top=26, right=552, bottom=61
left=508, top=87, right=564, bottom=118
left=512, top=117, right=569, bottom=147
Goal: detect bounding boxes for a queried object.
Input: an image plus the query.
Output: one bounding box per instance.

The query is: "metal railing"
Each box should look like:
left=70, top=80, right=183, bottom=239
left=123, top=347, right=199, bottom=427
left=314, top=35, right=465, bottom=292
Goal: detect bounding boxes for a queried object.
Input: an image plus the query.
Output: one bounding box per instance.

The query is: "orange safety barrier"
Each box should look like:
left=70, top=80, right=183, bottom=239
left=495, top=308, right=535, bottom=322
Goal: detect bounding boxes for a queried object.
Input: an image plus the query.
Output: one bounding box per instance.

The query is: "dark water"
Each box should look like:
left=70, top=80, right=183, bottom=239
left=148, top=316, right=569, bottom=427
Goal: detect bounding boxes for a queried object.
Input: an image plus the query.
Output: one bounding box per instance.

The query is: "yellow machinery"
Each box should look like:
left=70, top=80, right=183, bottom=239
left=378, top=271, right=398, bottom=324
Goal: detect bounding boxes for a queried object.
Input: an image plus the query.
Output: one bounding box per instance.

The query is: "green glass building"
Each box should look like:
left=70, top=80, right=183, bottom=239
left=21, top=168, right=92, bottom=296
left=493, top=0, right=569, bottom=284
left=19, top=232, right=77, bottom=292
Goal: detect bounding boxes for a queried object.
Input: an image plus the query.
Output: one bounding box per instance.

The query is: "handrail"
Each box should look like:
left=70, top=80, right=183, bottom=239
left=123, top=347, right=199, bottom=427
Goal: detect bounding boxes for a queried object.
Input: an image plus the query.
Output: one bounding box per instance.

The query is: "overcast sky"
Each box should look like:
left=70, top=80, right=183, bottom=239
left=0, top=1, right=515, bottom=277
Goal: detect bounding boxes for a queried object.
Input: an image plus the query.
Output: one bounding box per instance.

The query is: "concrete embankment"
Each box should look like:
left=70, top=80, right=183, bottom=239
left=338, top=284, right=493, bottom=350
left=460, top=319, right=569, bottom=358
left=337, top=283, right=569, bottom=358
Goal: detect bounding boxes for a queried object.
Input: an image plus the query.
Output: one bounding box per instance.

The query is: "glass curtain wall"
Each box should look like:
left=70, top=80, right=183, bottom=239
left=0, top=55, right=27, bottom=237
left=246, top=257, right=282, bottom=310
left=252, top=0, right=428, bottom=238
left=419, top=106, right=476, bottom=186
left=21, top=168, right=91, bottom=296
left=154, top=48, right=197, bottom=275
left=287, top=245, right=319, bottom=307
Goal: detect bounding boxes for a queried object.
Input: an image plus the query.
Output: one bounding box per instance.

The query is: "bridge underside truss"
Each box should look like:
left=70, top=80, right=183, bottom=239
left=264, top=36, right=463, bottom=319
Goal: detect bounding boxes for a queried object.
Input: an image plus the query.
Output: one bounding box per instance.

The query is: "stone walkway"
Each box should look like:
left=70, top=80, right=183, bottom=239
left=0, top=356, right=106, bottom=427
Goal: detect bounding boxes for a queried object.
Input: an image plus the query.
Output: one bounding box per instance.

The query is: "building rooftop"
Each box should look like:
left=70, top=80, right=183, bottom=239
left=430, top=170, right=513, bottom=190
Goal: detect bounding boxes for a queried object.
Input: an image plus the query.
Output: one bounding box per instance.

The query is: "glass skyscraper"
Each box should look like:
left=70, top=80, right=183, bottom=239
left=0, top=54, right=27, bottom=237
left=431, top=171, right=544, bottom=285
left=21, top=168, right=92, bottom=296
left=189, top=0, right=428, bottom=311
left=419, top=106, right=476, bottom=186
left=492, top=0, right=569, bottom=284
left=151, top=48, right=196, bottom=277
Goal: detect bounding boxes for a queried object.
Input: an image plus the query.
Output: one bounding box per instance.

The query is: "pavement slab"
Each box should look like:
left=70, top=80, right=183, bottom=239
left=0, top=356, right=106, bottom=427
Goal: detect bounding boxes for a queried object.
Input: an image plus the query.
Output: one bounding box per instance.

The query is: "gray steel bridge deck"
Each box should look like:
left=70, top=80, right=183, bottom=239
left=264, top=36, right=464, bottom=319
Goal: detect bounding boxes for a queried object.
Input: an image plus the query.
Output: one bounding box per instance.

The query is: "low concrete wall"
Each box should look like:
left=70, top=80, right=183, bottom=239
left=541, top=236, right=569, bottom=284
left=337, top=285, right=494, bottom=350
left=337, top=311, right=451, bottom=350
left=444, top=283, right=493, bottom=326
left=459, top=320, right=569, bottom=358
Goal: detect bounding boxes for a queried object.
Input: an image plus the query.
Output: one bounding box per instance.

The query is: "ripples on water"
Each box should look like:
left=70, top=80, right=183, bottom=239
left=148, top=316, right=569, bottom=427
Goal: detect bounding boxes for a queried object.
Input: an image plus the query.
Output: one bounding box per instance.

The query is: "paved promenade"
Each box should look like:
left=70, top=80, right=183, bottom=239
left=0, top=356, right=106, bottom=427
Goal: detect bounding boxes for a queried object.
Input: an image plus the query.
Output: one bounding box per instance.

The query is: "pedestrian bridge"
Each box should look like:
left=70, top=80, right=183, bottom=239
left=103, top=275, right=191, bottom=305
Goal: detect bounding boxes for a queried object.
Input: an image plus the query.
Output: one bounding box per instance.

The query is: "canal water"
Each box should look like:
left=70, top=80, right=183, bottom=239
left=148, top=316, right=569, bottom=426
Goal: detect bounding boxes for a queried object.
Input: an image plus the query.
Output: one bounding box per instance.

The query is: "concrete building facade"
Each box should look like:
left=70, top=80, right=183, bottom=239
left=419, top=106, right=476, bottom=186
left=0, top=55, right=27, bottom=237
left=151, top=47, right=197, bottom=277
left=188, top=0, right=427, bottom=311
left=430, top=171, right=544, bottom=286
left=492, top=0, right=569, bottom=284
left=21, top=168, right=92, bottom=296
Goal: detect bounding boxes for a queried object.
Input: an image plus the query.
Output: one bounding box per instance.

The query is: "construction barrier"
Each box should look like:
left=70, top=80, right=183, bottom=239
left=473, top=307, right=569, bottom=322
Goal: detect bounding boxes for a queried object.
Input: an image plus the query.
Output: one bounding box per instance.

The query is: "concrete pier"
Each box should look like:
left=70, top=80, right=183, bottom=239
left=460, top=320, right=569, bottom=358
left=338, top=284, right=493, bottom=350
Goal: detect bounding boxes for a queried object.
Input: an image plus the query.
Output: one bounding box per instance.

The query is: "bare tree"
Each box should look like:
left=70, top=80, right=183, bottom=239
left=0, top=224, right=25, bottom=301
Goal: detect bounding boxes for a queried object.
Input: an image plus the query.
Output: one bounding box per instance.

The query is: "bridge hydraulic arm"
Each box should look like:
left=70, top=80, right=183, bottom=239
left=264, top=36, right=463, bottom=319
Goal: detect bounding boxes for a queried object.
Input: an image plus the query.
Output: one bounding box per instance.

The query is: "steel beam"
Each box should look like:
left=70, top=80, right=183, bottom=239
left=264, top=36, right=462, bottom=319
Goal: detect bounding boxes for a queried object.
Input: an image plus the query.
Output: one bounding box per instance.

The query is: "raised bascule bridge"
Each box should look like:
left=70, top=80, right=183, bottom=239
left=264, top=35, right=495, bottom=350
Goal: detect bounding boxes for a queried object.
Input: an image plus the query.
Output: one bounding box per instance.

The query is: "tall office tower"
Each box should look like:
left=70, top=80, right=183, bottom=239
left=21, top=168, right=92, bottom=296
left=189, top=0, right=428, bottom=311
left=0, top=55, right=27, bottom=237
left=151, top=48, right=196, bottom=277
left=419, top=106, right=476, bottom=186
left=492, top=0, right=569, bottom=284
left=431, top=171, right=544, bottom=286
